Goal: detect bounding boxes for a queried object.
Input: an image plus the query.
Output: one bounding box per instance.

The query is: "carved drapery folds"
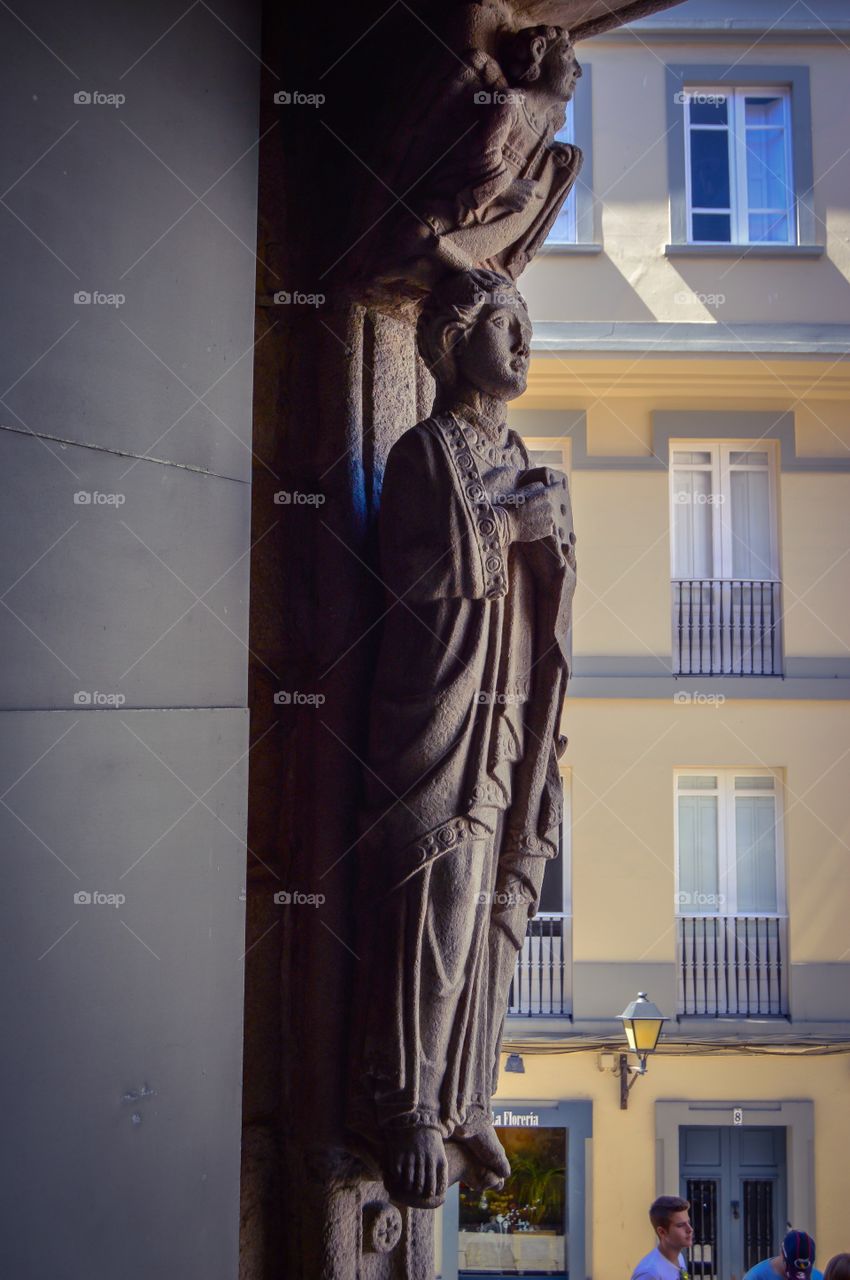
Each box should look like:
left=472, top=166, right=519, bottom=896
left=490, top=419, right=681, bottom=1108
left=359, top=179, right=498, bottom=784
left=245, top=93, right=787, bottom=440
left=357, top=6, right=583, bottom=301
left=347, top=270, right=576, bottom=1209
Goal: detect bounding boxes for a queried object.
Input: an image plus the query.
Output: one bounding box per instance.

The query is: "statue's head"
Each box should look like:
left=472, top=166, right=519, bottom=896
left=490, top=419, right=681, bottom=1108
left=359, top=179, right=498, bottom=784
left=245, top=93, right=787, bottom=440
left=503, top=25, right=581, bottom=100
left=417, top=269, right=531, bottom=407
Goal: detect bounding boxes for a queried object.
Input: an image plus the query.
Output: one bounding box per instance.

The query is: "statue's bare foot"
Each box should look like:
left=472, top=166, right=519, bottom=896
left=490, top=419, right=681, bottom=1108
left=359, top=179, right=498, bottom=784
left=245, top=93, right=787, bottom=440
left=384, top=1127, right=449, bottom=1209
left=457, top=1123, right=511, bottom=1183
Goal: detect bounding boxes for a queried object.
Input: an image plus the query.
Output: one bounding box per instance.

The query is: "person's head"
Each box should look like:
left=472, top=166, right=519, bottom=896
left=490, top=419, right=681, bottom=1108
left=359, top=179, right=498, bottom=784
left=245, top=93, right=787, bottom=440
left=824, top=1254, right=850, bottom=1280
left=650, top=1196, right=693, bottom=1255
left=782, top=1232, right=817, bottom=1280
left=417, top=270, right=531, bottom=409
left=503, top=25, right=581, bottom=99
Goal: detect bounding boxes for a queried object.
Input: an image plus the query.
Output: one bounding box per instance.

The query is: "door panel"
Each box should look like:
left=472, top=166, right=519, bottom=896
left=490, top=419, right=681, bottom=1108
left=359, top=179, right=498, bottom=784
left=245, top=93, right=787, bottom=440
left=681, top=1126, right=786, bottom=1280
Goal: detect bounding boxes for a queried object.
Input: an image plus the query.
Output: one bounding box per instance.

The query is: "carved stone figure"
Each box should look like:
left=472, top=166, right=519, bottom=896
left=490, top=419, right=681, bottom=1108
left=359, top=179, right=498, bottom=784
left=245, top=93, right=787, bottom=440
left=348, top=269, right=576, bottom=1209
left=366, top=17, right=583, bottom=297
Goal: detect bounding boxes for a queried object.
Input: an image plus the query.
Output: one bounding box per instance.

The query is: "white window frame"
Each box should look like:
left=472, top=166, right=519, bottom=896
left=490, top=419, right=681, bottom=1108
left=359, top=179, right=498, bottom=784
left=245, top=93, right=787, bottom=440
left=669, top=440, right=780, bottom=582
left=522, top=437, right=572, bottom=475
left=674, top=768, right=786, bottom=918
left=545, top=97, right=577, bottom=245
left=684, top=86, right=796, bottom=245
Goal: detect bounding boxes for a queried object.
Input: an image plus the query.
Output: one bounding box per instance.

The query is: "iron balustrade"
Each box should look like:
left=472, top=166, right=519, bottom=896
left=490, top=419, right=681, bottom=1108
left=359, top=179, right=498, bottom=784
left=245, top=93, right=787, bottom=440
left=508, top=912, right=571, bottom=1017
left=672, top=579, right=782, bottom=675
left=678, top=915, right=788, bottom=1017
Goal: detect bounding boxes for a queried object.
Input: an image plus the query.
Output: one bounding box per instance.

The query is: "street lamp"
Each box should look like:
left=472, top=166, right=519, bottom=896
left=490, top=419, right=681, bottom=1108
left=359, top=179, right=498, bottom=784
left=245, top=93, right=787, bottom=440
left=617, top=991, right=667, bottom=1110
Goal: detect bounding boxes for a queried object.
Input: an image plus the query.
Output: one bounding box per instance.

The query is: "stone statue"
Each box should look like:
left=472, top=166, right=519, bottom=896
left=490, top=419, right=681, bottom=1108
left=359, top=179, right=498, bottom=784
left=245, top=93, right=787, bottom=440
left=366, top=18, right=583, bottom=298
left=348, top=269, right=576, bottom=1209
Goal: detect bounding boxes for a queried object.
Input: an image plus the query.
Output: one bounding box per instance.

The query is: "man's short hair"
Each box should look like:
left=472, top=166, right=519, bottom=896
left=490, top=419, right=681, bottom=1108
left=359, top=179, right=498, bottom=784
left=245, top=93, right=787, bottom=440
left=650, top=1196, right=690, bottom=1233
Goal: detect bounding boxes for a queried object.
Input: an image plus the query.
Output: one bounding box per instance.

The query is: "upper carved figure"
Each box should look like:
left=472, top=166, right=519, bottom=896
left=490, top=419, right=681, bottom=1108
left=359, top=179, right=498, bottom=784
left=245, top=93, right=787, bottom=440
left=364, top=16, right=583, bottom=298
left=347, top=270, right=576, bottom=1209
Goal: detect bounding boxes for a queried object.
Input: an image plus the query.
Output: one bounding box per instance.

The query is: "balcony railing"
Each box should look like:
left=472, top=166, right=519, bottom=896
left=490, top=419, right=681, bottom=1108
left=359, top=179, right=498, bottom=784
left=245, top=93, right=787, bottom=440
left=672, top=579, right=782, bottom=676
left=508, top=913, right=571, bottom=1017
left=678, top=915, right=788, bottom=1017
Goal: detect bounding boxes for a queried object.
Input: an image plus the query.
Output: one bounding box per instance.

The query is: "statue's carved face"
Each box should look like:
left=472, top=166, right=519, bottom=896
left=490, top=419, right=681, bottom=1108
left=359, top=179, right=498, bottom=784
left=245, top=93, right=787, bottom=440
left=455, top=300, right=532, bottom=402
left=540, top=40, right=582, bottom=100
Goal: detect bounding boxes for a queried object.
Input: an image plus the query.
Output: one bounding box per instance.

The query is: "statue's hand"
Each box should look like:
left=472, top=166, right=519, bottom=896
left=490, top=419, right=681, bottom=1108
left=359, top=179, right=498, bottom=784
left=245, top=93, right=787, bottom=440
left=503, top=470, right=570, bottom=545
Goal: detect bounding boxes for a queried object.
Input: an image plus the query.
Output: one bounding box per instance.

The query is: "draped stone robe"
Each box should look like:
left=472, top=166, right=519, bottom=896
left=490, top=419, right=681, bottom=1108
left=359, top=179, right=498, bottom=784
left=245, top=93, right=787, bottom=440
left=349, top=410, right=575, bottom=1148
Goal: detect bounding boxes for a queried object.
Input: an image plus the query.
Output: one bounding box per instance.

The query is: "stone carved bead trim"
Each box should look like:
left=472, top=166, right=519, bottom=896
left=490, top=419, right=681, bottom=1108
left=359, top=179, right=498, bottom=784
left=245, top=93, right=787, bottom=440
left=459, top=421, right=523, bottom=469
left=503, top=829, right=558, bottom=859
left=435, top=413, right=508, bottom=600
left=386, top=815, right=490, bottom=896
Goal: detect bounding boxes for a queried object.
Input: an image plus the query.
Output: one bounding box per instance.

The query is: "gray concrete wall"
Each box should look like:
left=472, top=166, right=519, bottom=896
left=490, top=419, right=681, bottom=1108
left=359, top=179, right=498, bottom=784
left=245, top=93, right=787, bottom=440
left=0, top=2, right=259, bottom=1275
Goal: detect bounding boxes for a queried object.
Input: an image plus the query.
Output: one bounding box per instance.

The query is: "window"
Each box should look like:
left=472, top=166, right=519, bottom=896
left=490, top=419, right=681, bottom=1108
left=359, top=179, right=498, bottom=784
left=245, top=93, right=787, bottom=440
left=671, top=442, right=778, bottom=582
left=675, top=770, right=784, bottom=917
left=441, top=1101, right=592, bottom=1280
left=675, top=771, right=788, bottom=1016
left=458, top=1126, right=567, bottom=1275
left=670, top=443, right=782, bottom=676
left=684, top=87, right=795, bottom=244
left=508, top=772, right=571, bottom=1017
left=545, top=98, right=577, bottom=245
left=522, top=438, right=570, bottom=474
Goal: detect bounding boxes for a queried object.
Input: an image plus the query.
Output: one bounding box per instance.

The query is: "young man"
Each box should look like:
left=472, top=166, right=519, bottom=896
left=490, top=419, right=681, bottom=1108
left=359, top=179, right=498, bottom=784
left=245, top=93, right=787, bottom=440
left=745, top=1231, right=824, bottom=1280
left=631, top=1196, right=694, bottom=1280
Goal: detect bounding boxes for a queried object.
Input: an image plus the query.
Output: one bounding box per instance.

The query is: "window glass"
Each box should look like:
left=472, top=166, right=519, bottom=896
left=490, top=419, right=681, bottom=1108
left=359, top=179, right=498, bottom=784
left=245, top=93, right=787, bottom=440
left=690, top=130, right=730, bottom=208
left=670, top=442, right=777, bottom=582
left=730, top=468, right=771, bottom=579
left=729, top=451, right=768, bottom=466
left=676, top=773, right=781, bottom=917
left=545, top=103, right=577, bottom=244
left=693, top=212, right=731, bottom=242
left=458, top=1127, right=567, bottom=1276
left=689, top=95, right=728, bottom=125
left=678, top=794, right=720, bottom=911
left=529, top=448, right=568, bottom=469
left=673, top=450, right=712, bottom=465
left=673, top=468, right=714, bottom=578
left=685, top=86, right=794, bottom=244
left=745, top=95, right=784, bottom=126
left=735, top=795, right=778, bottom=912
left=746, top=127, right=788, bottom=210
left=748, top=212, right=789, bottom=243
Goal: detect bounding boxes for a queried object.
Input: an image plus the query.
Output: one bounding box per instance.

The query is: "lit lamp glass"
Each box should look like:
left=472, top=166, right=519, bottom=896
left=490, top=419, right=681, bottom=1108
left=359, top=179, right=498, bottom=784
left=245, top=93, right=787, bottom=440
left=618, top=992, right=667, bottom=1071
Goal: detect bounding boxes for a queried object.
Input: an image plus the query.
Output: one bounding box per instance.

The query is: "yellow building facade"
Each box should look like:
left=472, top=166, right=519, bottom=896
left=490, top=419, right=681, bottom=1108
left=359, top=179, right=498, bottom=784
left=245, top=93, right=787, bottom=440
left=438, top=4, right=850, bottom=1278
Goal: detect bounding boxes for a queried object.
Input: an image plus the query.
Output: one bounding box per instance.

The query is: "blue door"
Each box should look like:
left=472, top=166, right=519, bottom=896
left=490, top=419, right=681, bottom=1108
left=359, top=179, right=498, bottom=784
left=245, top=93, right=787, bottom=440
left=680, top=1126, right=787, bottom=1280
